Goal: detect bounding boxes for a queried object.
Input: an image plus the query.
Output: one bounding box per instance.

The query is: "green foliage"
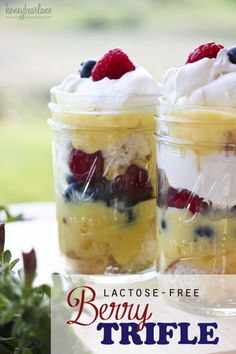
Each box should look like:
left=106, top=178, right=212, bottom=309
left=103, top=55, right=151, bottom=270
left=0, top=207, right=24, bottom=223
left=0, top=117, right=54, bottom=204
left=0, top=234, right=51, bottom=354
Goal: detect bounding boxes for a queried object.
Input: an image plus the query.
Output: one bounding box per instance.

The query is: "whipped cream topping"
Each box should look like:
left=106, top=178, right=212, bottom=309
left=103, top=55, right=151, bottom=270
left=163, top=47, right=236, bottom=107
left=51, top=66, right=161, bottom=111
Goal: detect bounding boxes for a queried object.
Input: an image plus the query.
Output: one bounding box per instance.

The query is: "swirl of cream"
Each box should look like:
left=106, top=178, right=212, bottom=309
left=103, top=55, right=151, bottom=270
left=51, top=66, right=161, bottom=111
left=162, top=47, right=236, bottom=107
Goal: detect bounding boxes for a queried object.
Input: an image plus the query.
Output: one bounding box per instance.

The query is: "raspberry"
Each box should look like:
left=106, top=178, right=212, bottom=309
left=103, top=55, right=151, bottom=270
left=111, top=164, right=152, bottom=205
left=92, top=48, right=135, bottom=81
left=167, top=187, right=210, bottom=215
left=68, top=149, right=104, bottom=184
left=186, top=42, right=224, bottom=64
left=126, top=165, right=152, bottom=203
left=125, top=164, right=148, bottom=187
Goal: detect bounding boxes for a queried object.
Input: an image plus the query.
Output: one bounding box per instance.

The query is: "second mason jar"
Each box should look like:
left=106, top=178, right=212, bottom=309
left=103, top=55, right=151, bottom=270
left=156, top=100, right=236, bottom=275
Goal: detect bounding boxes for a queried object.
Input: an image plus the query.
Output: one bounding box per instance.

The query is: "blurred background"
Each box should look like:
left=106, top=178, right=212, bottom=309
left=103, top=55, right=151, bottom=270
left=0, top=0, right=236, bottom=205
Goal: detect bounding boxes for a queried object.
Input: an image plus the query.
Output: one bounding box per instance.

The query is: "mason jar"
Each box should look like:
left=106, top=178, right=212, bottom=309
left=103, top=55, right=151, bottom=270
left=48, top=94, right=158, bottom=282
left=156, top=99, right=236, bottom=275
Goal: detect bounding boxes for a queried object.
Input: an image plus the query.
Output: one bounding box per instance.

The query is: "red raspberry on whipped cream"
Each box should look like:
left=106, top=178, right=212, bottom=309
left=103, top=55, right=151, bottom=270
left=162, top=43, right=236, bottom=108
left=92, top=48, right=135, bottom=81
left=186, top=42, right=224, bottom=64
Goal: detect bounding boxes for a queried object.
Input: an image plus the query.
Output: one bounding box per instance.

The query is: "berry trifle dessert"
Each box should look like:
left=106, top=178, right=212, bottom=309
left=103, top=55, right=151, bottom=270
left=49, top=48, right=161, bottom=278
left=156, top=42, right=236, bottom=274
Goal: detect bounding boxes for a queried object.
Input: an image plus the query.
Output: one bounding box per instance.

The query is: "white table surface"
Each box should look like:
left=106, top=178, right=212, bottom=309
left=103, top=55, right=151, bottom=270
left=4, top=202, right=236, bottom=354
left=5, top=202, right=62, bottom=284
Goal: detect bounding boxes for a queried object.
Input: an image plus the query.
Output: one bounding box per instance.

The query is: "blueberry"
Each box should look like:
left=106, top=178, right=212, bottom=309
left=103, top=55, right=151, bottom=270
left=80, top=60, right=97, bottom=78
left=64, top=182, right=83, bottom=202
left=64, top=182, right=96, bottom=203
left=83, top=185, right=98, bottom=201
left=194, top=226, right=214, bottom=239
left=66, top=174, right=76, bottom=185
left=227, top=47, right=236, bottom=65
left=96, top=178, right=132, bottom=205
left=95, top=177, right=110, bottom=201
left=161, top=218, right=167, bottom=230
left=65, top=177, right=116, bottom=204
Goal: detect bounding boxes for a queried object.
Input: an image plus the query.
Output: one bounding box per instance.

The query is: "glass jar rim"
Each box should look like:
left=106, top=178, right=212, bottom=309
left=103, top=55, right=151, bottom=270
left=159, top=96, right=236, bottom=113
left=158, top=96, right=236, bottom=124
left=47, top=118, right=155, bottom=133
left=49, top=91, right=159, bottom=114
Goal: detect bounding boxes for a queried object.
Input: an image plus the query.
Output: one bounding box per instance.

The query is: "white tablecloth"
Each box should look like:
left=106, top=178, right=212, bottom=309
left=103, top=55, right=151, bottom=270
left=4, top=202, right=61, bottom=284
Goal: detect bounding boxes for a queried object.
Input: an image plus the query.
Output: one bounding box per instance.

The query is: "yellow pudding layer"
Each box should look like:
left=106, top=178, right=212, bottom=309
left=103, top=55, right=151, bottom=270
left=57, top=198, right=156, bottom=274
left=51, top=110, right=155, bottom=129
left=51, top=111, right=155, bottom=154
left=158, top=108, right=236, bottom=155
left=158, top=207, right=236, bottom=274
